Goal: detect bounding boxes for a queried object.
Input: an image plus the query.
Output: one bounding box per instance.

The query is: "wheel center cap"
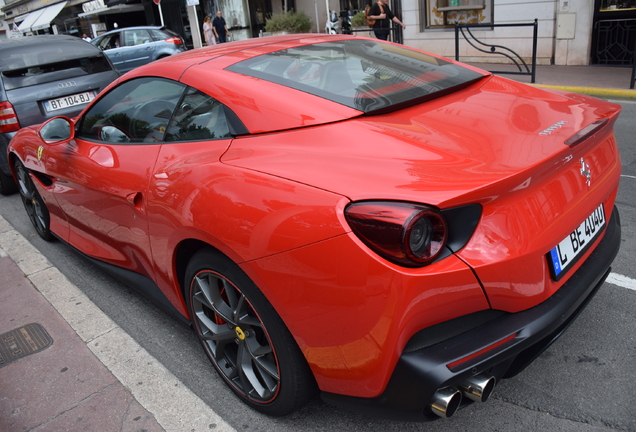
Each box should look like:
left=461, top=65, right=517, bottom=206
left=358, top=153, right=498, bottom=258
left=235, top=326, right=246, bottom=340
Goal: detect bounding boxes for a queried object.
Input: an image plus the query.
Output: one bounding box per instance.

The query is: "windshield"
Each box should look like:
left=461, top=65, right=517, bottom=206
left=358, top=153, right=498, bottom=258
left=227, top=40, right=488, bottom=113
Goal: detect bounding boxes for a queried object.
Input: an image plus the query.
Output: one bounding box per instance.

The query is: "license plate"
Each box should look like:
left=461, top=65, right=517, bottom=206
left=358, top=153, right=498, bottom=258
left=547, top=203, right=605, bottom=281
left=44, top=91, right=95, bottom=112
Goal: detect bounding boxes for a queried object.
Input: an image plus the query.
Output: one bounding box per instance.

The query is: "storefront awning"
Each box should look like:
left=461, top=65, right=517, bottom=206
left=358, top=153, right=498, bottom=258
left=31, top=1, right=68, bottom=32
left=78, top=3, right=143, bottom=18
left=16, top=1, right=68, bottom=33
left=17, top=9, right=45, bottom=32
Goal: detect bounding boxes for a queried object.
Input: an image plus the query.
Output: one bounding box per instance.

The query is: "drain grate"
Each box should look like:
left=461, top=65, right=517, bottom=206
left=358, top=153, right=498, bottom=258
left=0, top=323, right=53, bottom=368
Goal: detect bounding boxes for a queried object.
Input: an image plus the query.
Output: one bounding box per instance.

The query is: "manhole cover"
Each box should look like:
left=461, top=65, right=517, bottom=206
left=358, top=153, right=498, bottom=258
left=0, top=323, right=53, bottom=368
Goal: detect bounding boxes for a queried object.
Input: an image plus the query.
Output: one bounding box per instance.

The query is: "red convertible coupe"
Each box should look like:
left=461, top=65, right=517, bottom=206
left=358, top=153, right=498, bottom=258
left=7, top=35, right=621, bottom=421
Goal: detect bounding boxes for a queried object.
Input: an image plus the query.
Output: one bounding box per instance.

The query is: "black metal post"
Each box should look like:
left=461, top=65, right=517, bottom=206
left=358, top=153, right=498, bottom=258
left=531, top=19, right=538, bottom=83
left=455, top=24, right=459, bottom=61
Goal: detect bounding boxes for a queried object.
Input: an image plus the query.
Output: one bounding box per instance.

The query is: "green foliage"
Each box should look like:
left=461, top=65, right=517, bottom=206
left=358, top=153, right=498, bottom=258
left=351, top=11, right=366, bottom=27
left=265, top=11, right=313, bottom=33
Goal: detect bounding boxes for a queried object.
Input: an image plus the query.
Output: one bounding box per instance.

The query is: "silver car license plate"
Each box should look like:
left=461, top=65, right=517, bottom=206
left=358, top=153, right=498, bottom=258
left=44, top=91, right=95, bottom=112
left=548, top=203, right=605, bottom=281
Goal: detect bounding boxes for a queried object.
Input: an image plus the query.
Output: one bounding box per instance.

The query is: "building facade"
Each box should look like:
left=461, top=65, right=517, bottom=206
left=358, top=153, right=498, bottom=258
left=398, top=0, right=636, bottom=66
left=2, top=0, right=635, bottom=66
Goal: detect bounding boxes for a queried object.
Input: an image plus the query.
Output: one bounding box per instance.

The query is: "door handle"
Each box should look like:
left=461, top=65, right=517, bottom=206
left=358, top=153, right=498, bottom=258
left=126, top=192, right=144, bottom=212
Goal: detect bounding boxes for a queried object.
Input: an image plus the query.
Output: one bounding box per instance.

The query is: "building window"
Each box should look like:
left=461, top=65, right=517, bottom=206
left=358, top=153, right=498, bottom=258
left=421, top=0, right=493, bottom=30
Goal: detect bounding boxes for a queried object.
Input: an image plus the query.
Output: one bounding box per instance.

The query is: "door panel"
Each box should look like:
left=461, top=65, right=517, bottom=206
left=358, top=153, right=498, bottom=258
left=45, top=139, right=160, bottom=278
left=42, top=77, right=186, bottom=279
left=122, top=29, right=155, bottom=71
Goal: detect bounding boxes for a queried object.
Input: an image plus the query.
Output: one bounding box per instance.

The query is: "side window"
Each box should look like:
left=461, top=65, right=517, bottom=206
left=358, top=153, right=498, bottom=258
left=78, top=77, right=186, bottom=144
left=149, top=29, right=170, bottom=41
left=97, top=33, right=120, bottom=50
left=123, top=29, right=152, bottom=47
left=165, top=88, right=231, bottom=142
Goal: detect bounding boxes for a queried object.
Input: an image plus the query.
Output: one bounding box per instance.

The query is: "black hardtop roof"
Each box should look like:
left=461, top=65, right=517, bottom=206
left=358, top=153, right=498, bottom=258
left=0, top=35, right=103, bottom=71
left=0, top=34, right=90, bottom=48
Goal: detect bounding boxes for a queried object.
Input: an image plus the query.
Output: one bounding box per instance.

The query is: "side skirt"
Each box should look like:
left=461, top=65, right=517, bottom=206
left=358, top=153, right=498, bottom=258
left=54, top=234, right=191, bottom=326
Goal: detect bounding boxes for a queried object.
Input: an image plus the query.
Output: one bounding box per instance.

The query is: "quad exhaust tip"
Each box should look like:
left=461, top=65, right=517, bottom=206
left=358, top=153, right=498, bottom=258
left=430, top=374, right=496, bottom=419
left=458, top=374, right=496, bottom=403
left=430, top=387, right=462, bottom=419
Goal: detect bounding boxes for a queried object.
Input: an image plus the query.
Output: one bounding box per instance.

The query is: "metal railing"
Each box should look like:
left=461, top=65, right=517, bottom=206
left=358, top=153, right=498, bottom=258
left=455, top=19, right=538, bottom=83
left=593, top=19, right=636, bottom=66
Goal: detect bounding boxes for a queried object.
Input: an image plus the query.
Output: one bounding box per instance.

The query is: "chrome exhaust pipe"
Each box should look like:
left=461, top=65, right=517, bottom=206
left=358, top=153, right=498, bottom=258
left=430, top=387, right=462, bottom=419
left=458, top=374, right=496, bottom=403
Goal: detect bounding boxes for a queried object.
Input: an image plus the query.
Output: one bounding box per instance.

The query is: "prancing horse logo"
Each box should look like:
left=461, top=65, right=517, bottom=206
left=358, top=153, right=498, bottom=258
left=580, top=158, right=591, bottom=186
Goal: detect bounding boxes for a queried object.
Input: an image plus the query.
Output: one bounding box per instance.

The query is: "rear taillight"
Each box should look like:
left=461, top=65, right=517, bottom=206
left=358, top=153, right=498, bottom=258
left=345, top=201, right=447, bottom=267
left=0, top=101, right=20, bottom=133
left=165, top=37, right=183, bottom=45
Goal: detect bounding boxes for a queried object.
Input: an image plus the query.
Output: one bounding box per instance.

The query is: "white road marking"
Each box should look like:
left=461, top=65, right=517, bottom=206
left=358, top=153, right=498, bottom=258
left=621, top=174, right=636, bottom=179
left=606, top=272, right=636, bottom=291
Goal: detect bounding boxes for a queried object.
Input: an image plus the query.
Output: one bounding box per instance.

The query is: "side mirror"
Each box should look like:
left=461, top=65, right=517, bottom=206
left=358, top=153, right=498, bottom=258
left=38, top=117, right=74, bottom=144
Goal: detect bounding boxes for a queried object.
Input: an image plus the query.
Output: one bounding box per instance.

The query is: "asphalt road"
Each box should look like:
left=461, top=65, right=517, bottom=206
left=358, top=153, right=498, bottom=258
left=1, top=102, right=635, bottom=431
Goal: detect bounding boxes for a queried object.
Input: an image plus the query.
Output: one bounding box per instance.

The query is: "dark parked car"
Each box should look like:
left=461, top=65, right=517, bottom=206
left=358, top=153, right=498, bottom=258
left=91, top=26, right=187, bottom=73
left=0, top=35, right=119, bottom=195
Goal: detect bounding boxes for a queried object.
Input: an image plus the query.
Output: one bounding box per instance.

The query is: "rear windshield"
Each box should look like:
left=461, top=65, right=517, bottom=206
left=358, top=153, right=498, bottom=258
left=1, top=56, right=113, bottom=91
left=227, top=39, right=487, bottom=114
left=0, top=39, right=114, bottom=91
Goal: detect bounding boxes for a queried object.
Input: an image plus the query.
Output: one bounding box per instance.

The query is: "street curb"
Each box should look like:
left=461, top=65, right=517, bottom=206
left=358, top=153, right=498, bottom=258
left=533, top=84, right=636, bottom=101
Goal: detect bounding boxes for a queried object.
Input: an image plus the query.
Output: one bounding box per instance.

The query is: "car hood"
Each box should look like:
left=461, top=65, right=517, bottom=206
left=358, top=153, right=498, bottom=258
left=221, top=76, right=620, bottom=207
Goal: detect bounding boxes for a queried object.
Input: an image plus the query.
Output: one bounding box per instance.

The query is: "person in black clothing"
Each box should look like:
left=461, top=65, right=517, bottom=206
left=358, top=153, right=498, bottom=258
left=368, top=0, right=406, bottom=41
left=213, top=11, right=230, bottom=43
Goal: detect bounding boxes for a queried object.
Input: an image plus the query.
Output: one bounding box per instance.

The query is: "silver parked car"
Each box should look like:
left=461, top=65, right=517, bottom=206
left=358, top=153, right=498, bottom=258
left=91, top=26, right=187, bottom=73
left=0, top=35, right=120, bottom=195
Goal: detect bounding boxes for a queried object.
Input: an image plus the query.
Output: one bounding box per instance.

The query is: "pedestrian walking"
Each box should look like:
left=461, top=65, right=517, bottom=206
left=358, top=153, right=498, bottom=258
left=213, top=11, right=230, bottom=43
left=368, top=0, right=405, bottom=41
left=203, top=16, right=216, bottom=45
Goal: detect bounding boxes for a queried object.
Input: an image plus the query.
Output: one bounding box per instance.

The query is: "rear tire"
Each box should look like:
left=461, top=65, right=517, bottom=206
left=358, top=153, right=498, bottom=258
left=185, top=247, right=318, bottom=416
left=14, top=159, right=52, bottom=241
left=0, top=167, right=17, bottom=195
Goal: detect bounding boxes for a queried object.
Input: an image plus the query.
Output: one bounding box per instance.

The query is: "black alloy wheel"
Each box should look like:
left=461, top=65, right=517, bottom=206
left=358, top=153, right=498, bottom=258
left=14, top=160, right=52, bottom=241
left=185, top=248, right=317, bottom=416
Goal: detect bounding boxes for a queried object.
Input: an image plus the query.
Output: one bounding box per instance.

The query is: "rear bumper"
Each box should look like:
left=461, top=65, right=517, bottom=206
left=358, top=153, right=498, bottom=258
left=321, top=205, right=621, bottom=421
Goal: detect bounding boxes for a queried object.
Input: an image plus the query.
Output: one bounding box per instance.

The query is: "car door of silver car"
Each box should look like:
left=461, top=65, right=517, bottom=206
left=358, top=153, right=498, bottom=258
left=96, top=32, right=125, bottom=71
left=122, top=29, right=156, bottom=72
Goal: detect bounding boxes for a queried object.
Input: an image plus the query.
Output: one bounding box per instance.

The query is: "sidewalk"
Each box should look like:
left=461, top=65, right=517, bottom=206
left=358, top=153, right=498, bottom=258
left=469, top=62, right=636, bottom=100
left=0, top=252, right=166, bottom=432
left=0, top=215, right=235, bottom=432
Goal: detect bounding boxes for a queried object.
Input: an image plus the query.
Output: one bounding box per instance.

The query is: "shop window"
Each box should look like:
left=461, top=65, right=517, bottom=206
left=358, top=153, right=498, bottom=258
left=599, top=0, right=636, bottom=11
left=420, top=0, right=492, bottom=30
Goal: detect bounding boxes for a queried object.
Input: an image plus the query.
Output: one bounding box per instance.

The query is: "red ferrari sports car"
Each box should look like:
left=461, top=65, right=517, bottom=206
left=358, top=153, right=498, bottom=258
left=7, top=35, right=621, bottom=421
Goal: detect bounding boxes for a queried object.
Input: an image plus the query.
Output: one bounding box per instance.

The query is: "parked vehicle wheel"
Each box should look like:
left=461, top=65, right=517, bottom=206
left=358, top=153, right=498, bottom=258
left=14, top=160, right=52, bottom=241
left=185, top=248, right=318, bottom=416
left=0, top=168, right=17, bottom=195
